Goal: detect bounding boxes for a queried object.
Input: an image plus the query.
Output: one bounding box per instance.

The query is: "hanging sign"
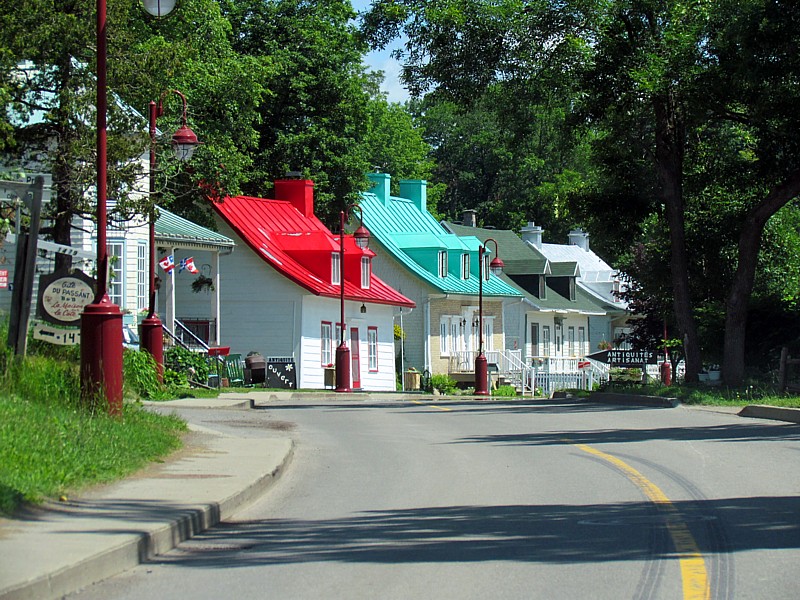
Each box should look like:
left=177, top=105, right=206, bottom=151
left=36, top=269, right=96, bottom=326
left=586, top=349, right=659, bottom=367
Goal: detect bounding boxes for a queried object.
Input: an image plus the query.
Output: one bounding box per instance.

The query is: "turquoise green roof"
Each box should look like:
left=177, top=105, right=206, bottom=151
left=155, top=206, right=235, bottom=249
left=358, top=192, right=521, bottom=298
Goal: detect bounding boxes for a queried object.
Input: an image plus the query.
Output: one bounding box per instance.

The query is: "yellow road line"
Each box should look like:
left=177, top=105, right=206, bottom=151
left=573, top=443, right=710, bottom=600
left=410, top=400, right=452, bottom=411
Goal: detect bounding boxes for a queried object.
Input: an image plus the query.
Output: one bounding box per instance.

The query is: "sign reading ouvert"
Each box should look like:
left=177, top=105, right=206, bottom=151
left=37, top=269, right=96, bottom=327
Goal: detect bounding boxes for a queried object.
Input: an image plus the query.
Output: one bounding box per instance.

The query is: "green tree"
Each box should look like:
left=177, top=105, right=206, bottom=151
left=362, top=0, right=800, bottom=386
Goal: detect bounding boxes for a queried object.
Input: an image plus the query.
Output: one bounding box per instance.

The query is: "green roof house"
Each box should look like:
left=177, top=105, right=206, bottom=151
left=359, top=173, right=522, bottom=385
left=444, top=218, right=607, bottom=369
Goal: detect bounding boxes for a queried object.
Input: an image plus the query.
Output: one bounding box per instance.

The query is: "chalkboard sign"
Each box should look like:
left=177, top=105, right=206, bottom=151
left=266, top=358, right=297, bottom=389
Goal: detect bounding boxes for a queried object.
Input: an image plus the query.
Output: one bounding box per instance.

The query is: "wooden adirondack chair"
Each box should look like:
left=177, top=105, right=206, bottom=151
left=224, top=354, right=246, bottom=387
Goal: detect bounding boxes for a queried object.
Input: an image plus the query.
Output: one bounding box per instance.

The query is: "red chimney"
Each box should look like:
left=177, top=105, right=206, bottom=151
left=274, top=178, right=314, bottom=218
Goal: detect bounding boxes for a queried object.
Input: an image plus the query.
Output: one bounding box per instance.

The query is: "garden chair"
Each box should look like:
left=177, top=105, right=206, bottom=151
left=224, top=354, right=246, bottom=387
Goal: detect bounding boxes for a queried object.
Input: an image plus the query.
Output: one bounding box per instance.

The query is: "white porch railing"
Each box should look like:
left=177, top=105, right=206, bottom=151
left=448, top=351, right=608, bottom=396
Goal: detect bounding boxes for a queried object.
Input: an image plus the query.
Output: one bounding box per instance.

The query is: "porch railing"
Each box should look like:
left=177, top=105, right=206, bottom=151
left=447, top=351, right=608, bottom=396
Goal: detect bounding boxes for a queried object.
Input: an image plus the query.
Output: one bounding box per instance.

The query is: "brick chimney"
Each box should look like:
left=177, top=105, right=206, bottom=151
left=399, top=179, right=427, bottom=212
left=368, top=172, right=391, bottom=206
left=274, top=178, right=315, bottom=218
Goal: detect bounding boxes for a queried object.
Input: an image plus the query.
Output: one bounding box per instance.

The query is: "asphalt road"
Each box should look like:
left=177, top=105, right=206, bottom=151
left=69, top=397, right=800, bottom=599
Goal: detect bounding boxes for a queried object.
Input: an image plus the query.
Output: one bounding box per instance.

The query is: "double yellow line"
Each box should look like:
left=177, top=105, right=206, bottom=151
left=574, top=443, right=710, bottom=600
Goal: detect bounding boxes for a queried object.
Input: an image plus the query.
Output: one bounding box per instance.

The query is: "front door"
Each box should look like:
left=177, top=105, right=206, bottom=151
left=350, top=327, right=361, bottom=389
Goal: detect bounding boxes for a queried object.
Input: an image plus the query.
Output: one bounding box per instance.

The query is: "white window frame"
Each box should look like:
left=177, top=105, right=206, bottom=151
left=542, top=325, right=551, bottom=356
left=321, top=322, right=333, bottom=366
left=331, top=252, right=341, bottom=285
left=568, top=326, right=576, bottom=356
left=483, top=316, right=495, bottom=351
left=438, top=250, right=448, bottom=278
left=368, top=327, right=378, bottom=371
left=361, top=256, right=370, bottom=289
left=107, top=240, right=124, bottom=307
left=530, top=322, right=540, bottom=357
left=483, top=254, right=490, bottom=281
left=137, top=243, right=147, bottom=311
left=578, top=326, right=586, bottom=356
left=461, top=253, right=470, bottom=280
left=440, top=318, right=450, bottom=356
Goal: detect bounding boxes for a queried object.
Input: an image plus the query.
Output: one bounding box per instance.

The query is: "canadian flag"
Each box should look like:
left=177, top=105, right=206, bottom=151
left=159, top=255, right=175, bottom=274
left=179, top=257, right=199, bottom=274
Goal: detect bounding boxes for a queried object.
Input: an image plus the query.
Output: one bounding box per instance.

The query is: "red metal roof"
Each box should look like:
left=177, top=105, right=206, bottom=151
left=211, top=191, right=415, bottom=308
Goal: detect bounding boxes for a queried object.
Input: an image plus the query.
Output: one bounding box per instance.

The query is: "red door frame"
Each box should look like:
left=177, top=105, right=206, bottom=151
left=350, top=327, right=361, bottom=389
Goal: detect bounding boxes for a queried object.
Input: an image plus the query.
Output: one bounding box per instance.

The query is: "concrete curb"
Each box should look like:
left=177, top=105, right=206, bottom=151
left=584, top=392, right=680, bottom=408
left=738, top=404, right=800, bottom=424
left=0, top=428, right=293, bottom=600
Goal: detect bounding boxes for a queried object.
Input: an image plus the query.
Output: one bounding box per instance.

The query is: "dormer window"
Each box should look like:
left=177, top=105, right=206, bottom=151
left=438, top=250, right=448, bottom=278
left=331, top=252, right=341, bottom=285
left=483, top=254, right=490, bottom=281
left=539, top=275, right=546, bottom=299
left=461, top=253, right=470, bottom=280
left=361, top=256, right=371, bottom=289
left=569, top=277, right=576, bottom=301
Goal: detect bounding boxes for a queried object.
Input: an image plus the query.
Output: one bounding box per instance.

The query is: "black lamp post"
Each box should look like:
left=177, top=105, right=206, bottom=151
left=335, top=205, right=369, bottom=392
left=474, top=238, right=504, bottom=395
left=140, top=90, right=200, bottom=382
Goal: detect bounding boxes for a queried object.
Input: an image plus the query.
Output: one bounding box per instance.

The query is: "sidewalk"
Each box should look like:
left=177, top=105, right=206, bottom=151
left=0, top=397, right=293, bottom=600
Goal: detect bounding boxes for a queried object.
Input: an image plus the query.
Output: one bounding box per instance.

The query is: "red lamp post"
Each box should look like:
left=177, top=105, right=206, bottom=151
left=335, top=205, right=369, bottom=392
left=80, top=0, right=124, bottom=413
left=140, top=91, right=200, bottom=382
left=474, top=238, right=504, bottom=396
left=81, top=0, right=180, bottom=414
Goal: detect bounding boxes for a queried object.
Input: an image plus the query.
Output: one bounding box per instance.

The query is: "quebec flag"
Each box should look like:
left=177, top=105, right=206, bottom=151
left=179, top=257, right=199, bottom=274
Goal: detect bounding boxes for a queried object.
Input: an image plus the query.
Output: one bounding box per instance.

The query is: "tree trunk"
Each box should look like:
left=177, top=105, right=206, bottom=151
left=723, top=170, right=800, bottom=386
left=654, top=92, right=702, bottom=382
left=51, top=56, right=78, bottom=272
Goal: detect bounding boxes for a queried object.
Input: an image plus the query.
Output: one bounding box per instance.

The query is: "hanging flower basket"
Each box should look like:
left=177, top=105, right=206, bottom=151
left=191, top=275, right=214, bottom=294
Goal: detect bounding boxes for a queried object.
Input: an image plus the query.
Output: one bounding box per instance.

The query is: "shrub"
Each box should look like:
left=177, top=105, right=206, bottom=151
left=430, top=373, right=458, bottom=395
left=122, top=348, right=166, bottom=400
left=492, top=385, right=518, bottom=397
left=164, top=345, right=210, bottom=384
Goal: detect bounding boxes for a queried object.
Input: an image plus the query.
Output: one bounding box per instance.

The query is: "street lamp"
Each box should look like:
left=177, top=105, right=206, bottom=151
left=140, top=90, right=201, bottom=382
left=335, top=205, right=369, bottom=392
left=475, top=238, right=504, bottom=396
left=81, top=0, right=179, bottom=414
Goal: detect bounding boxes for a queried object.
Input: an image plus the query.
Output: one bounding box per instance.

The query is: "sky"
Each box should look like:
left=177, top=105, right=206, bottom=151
left=351, top=0, right=410, bottom=103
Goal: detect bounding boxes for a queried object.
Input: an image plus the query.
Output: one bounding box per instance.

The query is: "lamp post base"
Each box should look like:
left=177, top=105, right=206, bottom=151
left=140, top=314, right=164, bottom=383
left=335, top=344, right=351, bottom=392
left=474, top=353, right=489, bottom=396
left=80, top=296, right=124, bottom=415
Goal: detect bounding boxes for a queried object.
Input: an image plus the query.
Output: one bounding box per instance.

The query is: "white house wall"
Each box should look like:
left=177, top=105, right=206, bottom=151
left=300, top=295, right=397, bottom=391
left=214, top=220, right=302, bottom=361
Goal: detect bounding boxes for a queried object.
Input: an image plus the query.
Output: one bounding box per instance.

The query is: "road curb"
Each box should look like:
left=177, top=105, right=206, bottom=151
left=583, top=392, right=680, bottom=408
left=738, top=404, right=800, bottom=424
left=0, top=433, right=294, bottom=600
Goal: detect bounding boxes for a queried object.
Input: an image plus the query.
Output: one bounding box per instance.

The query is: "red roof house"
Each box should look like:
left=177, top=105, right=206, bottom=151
left=209, top=178, right=414, bottom=390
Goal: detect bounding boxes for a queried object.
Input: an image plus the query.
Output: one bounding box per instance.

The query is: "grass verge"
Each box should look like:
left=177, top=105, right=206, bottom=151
left=0, top=332, right=188, bottom=516
left=0, top=395, right=186, bottom=515
left=601, top=382, right=800, bottom=408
